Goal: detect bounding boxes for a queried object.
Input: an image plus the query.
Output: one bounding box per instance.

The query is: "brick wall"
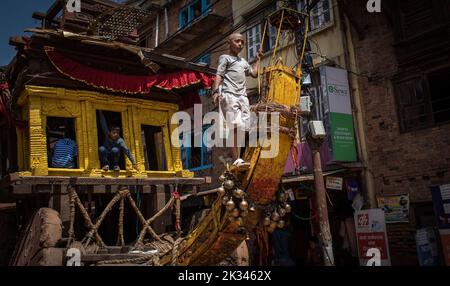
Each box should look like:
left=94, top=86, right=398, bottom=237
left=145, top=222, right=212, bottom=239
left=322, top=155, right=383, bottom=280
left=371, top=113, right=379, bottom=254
left=348, top=2, right=450, bottom=201
left=348, top=2, right=450, bottom=265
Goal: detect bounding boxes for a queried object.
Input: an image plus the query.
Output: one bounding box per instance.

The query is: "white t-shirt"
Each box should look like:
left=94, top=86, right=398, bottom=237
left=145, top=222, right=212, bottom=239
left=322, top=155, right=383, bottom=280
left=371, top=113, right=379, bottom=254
left=216, top=55, right=253, bottom=97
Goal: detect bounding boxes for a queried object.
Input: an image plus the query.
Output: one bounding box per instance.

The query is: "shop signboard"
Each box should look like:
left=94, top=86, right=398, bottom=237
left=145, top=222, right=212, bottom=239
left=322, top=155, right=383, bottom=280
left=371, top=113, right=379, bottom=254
left=354, top=209, right=391, bottom=266
left=326, top=176, right=343, bottom=190
left=320, top=66, right=357, bottom=162
left=416, top=228, right=439, bottom=266
left=431, top=184, right=450, bottom=229
left=377, top=194, right=409, bottom=223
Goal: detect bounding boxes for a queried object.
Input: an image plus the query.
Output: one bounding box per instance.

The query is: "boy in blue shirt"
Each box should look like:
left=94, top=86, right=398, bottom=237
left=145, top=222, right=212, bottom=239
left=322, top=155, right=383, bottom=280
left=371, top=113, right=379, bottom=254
left=51, top=137, right=78, bottom=168
left=99, top=125, right=138, bottom=171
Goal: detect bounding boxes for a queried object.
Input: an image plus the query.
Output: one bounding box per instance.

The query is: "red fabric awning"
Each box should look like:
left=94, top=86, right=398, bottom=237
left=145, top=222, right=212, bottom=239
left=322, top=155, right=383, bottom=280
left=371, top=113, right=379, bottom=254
left=45, top=48, right=215, bottom=94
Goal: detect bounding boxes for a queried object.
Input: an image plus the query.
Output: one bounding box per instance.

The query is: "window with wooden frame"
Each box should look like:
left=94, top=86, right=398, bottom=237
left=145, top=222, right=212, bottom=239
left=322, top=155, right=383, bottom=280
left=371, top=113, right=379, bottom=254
left=178, top=0, right=213, bottom=30
left=395, top=66, right=450, bottom=132
left=180, top=125, right=213, bottom=171
left=141, top=125, right=166, bottom=171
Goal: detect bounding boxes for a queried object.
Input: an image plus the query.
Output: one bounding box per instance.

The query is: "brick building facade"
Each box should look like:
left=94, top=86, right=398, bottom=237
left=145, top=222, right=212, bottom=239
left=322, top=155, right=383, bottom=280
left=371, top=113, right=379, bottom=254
left=346, top=0, right=450, bottom=265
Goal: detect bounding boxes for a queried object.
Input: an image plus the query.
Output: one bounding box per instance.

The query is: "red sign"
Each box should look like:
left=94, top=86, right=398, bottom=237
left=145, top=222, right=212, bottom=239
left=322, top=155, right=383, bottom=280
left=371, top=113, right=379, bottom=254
left=357, top=232, right=389, bottom=259
left=357, top=214, right=369, bottom=227
left=440, top=230, right=450, bottom=266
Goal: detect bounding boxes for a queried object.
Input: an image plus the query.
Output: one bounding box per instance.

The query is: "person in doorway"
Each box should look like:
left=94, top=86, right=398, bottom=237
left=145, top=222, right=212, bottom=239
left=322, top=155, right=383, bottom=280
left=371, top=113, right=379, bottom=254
left=99, top=125, right=137, bottom=171
left=211, top=33, right=263, bottom=171
left=51, top=134, right=78, bottom=169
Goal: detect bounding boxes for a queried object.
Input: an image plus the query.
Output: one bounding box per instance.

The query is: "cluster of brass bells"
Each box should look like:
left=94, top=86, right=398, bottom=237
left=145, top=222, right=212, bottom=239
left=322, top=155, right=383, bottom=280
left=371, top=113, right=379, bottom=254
left=218, top=172, right=254, bottom=228
left=262, top=190, right=292, bottom=233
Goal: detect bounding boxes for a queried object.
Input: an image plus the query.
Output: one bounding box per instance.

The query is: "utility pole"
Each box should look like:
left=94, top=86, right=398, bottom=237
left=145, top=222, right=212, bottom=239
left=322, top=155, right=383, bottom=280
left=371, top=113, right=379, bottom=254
left=307, top=134, right=335, bottom=266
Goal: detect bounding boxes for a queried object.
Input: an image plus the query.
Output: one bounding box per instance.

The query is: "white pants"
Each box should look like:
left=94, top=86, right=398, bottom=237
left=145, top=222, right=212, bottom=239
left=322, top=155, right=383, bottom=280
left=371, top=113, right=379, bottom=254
left=219, top=93, right=250, bottom=139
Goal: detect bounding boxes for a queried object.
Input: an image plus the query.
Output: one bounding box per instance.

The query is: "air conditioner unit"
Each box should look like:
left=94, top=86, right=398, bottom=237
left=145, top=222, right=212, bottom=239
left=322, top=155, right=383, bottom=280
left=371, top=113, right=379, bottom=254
left=308, top=120, right=326, bottom=139
left=300, top=96, right=312, bottom=114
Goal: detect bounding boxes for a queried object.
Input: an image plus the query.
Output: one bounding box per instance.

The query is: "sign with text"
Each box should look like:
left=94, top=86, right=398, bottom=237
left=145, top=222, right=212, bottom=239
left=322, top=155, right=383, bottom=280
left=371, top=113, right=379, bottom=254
left=320, top=66, right=357, bottom=162
left=326, top=176, right=343, bottom=190
left=354, top=209, right=391, bottom=266
left=431, top=184, right=450, bottom=229
left=377, top=194, right=409, bottom=223
left=416, top=228, right=439, bottom=266
left=439, top=229, right=450, bottom=266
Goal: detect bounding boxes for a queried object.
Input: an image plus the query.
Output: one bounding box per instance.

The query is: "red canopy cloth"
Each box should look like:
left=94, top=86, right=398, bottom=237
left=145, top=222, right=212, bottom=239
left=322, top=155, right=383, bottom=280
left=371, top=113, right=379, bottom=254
left=45, top=48, right=215, bottom=94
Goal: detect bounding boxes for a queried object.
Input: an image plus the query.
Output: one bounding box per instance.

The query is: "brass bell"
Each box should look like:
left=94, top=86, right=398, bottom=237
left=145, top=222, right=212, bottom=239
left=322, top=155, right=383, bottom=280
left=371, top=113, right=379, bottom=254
left=232, top=208, right=240, bottom=218
left=217, top=186, right=226, bottom=196
left=277, top=220, right=285, bottom=229
left=224, top=180, right=235, bottom=190
left=239, top=200, right=249, bottom=211
left=235, top=217, right=243, bottom=226
left=271, top=211, right=280, bottom=222
left=263, top=217, right=271, bottom=226
left=219, top=174, right=226, bottom=182
left=222, top=196, right=229, bottom=206
left=285, top=203, right=292, bottom=213
left=226, top=198, right=235, bottom=211
left=233, top=188, right=244, bottom=199
left=249, top=205, right=256, bottom=212
left=240, top=210, right=249, bottom=217
left=278, top=207, right=286, bottom=217
left=269, top=221, right=278, bottom=229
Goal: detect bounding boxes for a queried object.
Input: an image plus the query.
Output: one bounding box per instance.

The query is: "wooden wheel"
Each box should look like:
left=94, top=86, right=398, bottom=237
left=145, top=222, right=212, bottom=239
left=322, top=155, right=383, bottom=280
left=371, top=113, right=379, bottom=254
left=10, top=208, right=63, bottom=266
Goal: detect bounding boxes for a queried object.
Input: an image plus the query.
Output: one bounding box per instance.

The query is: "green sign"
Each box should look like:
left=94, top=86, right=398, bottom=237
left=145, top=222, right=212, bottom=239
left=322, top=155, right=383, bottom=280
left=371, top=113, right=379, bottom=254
left=329, top=112, right=357, bottom=162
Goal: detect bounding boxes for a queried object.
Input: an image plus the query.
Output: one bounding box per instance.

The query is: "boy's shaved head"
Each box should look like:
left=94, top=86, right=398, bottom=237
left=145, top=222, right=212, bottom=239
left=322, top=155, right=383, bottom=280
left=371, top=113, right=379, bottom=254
left=228, top=33, right=245, bottom=56
left=228, top=33, right=245, bottom=41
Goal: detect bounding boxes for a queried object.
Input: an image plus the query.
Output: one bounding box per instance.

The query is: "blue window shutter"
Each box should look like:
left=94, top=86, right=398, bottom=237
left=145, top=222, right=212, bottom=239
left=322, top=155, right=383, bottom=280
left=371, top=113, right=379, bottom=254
left=202, top=0, right=212, bottom=13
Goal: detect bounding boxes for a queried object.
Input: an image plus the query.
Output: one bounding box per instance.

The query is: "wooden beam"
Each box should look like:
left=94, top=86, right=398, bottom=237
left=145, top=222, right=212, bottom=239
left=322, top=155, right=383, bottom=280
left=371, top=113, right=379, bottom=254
left=5, top=174, right=208, bottom=186
left=32, top=12, right=47, bottom=21
left=142, top=50, right=215, bottom=74
left=46, top=0, right=64, bottom=21
left=9, top=36, right=26, bottom=48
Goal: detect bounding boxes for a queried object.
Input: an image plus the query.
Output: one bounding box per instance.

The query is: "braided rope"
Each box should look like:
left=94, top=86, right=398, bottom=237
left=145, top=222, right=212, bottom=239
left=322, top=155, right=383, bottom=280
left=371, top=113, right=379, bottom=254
left=72, top=191, right=106, bottom=247
left=171, top=238, right=184, bottom=266
left=82, top=189, right=127, bottom=247
left=97, top=254, right=156, bottom=265
left=67, top=186, right=76, bottom=247
left=116, top=196, right=125, bottom=246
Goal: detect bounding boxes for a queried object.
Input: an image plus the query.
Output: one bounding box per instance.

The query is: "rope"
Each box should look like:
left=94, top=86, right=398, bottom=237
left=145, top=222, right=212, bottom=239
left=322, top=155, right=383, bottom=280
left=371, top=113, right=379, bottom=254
left=251, top=102, right=302, bottom=120
left=67, top=185, right=76, bottom=247
left=258, top=20, right=268, bottom=96
left=82, top=189, right=126, bottom=247
left=97, top=254, right=157, bottom=265
left=171, top=238, right=183, bottom=266
left=127, top=192, right=164, bottom=247
left=116, top=196, right=125, bottom=247
left=72, top=190, right=106, bottom=248
left=271, top=8, right=285, bottom=65
left=299, top=16, right=310, bottom=67
left=174, top=193, right=181, bottom=238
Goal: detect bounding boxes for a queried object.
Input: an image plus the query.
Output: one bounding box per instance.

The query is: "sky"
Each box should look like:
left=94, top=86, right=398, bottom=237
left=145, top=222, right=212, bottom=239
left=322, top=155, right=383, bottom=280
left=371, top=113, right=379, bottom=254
left=0, top=0, right=54, bottom=66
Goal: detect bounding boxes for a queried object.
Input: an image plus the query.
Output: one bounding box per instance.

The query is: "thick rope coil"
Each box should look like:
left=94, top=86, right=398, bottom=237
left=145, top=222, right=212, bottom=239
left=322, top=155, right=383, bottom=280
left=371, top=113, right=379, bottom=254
left=171, top=238, right=184, bottom=266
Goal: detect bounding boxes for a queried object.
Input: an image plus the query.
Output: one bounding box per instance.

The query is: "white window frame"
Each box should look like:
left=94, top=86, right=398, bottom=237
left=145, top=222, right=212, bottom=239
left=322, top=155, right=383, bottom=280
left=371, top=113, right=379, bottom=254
left=298, top=0, right=333, bottom=32
left=247, top=23, right=280, bottom=62
left=247, top=24, right=261, bottom=62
